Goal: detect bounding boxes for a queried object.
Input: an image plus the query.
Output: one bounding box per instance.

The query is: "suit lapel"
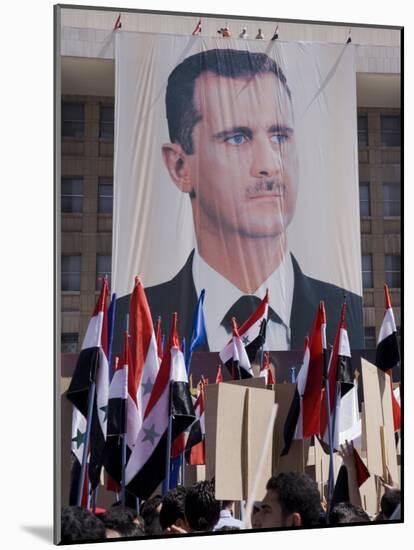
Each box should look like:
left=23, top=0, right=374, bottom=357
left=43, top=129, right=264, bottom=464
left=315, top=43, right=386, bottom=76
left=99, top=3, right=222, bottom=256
left=289, top=254, right=318, bottom=349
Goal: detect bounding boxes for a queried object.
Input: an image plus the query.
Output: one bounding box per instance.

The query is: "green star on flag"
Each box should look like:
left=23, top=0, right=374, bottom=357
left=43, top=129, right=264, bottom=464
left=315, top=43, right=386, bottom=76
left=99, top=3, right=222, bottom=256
left=72, top=429, right=86, bottom=450
left=142, top=423, right=161, bottom=446
left=100, top=405, right=108, bottom=422
left=141, top=377, right=154, bottom=397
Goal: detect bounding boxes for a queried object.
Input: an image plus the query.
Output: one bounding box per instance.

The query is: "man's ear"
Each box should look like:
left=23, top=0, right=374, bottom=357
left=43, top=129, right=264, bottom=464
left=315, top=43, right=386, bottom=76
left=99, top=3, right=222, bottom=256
left=162, top=143, right=193, bottom=194
left=290, top=512, right=302, bottom=527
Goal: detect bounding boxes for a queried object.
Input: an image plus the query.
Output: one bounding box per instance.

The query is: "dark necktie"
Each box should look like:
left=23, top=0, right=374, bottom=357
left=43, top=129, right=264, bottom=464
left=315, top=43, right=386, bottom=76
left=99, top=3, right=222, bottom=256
left=220, top=294, right=284, bottom=333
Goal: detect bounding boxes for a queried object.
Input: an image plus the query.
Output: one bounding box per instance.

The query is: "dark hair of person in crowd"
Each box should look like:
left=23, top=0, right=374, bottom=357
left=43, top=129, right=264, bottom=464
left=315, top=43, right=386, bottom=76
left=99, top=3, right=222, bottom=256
left=141, top=494, right=163, bottom=535
left=184, top=480, right=221, bottom=532
left=329, top=502, right=371, bottom=525
left=266, top=472, right=321, bottom=527
left=380, top=489, right=401, bottom=519
left=61, top=506, right=106, bottom=543
left=101, top=505, right=145, bottom=538
left=160, top=486, right=188, bottom=531
left=165, top=49, right=291, bottom=155
left=215, top=525, right=241, bottom=532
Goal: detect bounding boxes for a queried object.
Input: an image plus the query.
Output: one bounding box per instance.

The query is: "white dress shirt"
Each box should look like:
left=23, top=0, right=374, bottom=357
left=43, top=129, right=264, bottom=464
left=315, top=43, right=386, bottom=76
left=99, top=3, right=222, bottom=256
left=192, top=248, right=294, bottom=351
left=213, top=509, right=244, bottom=530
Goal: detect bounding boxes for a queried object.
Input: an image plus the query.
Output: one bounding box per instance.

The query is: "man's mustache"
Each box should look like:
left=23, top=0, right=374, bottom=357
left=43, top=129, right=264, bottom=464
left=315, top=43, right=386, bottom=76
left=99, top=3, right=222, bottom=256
left=246, top=180, right=286, bottom=197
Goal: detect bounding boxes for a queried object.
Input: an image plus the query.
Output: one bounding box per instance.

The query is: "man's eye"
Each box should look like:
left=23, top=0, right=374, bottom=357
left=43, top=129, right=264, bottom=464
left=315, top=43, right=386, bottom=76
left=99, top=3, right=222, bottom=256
left=270, top=133, right=289, bottom=144
left=225, top=134, right=248, bottom=145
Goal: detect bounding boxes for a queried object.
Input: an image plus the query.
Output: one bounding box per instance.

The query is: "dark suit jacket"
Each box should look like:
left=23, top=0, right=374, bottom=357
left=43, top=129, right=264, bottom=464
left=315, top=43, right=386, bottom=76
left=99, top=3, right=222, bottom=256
left=113, top=250, right=364, bottom=356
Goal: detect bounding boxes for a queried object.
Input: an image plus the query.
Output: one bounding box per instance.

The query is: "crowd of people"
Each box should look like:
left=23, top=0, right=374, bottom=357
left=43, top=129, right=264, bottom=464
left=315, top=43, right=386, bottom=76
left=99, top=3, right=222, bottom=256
left=61, top=470, right=401, bottom=543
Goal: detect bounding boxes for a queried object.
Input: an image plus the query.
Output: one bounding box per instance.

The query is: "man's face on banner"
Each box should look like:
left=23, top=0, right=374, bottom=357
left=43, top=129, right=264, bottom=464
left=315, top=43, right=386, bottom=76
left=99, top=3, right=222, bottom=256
left=183, top=71, right=298, bottom=240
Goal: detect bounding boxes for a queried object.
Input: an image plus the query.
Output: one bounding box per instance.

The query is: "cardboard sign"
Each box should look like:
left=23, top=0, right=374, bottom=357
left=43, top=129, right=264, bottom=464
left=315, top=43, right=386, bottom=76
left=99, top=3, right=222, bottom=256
left=360, top=359, right=398, bottom=482
left=273, top=383, right=310, bottom=474
left=204, top=381, right=274, bottom=500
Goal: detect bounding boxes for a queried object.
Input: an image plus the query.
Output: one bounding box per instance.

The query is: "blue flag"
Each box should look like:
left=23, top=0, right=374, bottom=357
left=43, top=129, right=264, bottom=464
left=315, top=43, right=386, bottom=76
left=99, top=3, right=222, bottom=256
left=185, top=289, right=207, bottom=371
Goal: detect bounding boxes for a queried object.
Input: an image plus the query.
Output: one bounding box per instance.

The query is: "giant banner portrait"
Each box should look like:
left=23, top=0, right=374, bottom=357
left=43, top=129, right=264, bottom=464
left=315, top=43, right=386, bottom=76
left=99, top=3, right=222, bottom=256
left=112, top=31, right=364, bottom=352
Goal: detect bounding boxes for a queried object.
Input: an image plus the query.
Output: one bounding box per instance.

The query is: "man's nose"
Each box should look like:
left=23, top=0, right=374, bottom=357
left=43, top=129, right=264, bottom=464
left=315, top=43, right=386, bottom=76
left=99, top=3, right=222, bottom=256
left=250, top=135, right=282, bottom=178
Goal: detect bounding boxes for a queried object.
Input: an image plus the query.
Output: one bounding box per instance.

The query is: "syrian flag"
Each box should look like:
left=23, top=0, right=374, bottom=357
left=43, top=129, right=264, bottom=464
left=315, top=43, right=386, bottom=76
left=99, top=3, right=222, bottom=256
left=69, top=407, right=88, bottom=506
left=376, top=284, right=400, bottom=372
left=103, top=335, right=129, bottom=484
left=260, top=352, right=275, bottom=384
left=376, top=284, right=401, bottom=431
left=170, top=383, right=205, bottom=465
left=282, top=302, right=326, bottom=455
left=320, top=303, right=361, bottom=449
left=238, top=290, right=269, bottom=346
left=67, top=277, right=109, bottom=491
left=127, top=277, right=160, bottom=448
left=192, top=18, right=202, bottom=35
left=219, top=318, right=254, bottom=379
left=125, top=313, right=195, bottom=499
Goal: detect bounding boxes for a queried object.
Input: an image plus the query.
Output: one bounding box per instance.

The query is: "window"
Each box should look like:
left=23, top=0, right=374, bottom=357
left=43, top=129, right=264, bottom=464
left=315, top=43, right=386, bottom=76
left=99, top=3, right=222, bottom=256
left=98, top=178, right=113, bottom=213
left=385, top=255, right=401, bottom=288
left=62, top=333, right=79, bottom=353
left=62, top=102, right=85, bottom=138
left=357, top=114, right=368, bottom=147
left=383, top=183, right=401, bottom=216
left=380, top=115, right=401, bottom=147
left=364, top=327, right=376, bottom=349
left=96, top=254, right=111, bottom=290
left=359, top=182, right=371, bottom=216
left=61, top=177, right=83, bottom=213
left=362, top=254, right=373, bottom=288
left=62, top=255, right=81, bottom=291
left=100, top=105, right=114, bottom=141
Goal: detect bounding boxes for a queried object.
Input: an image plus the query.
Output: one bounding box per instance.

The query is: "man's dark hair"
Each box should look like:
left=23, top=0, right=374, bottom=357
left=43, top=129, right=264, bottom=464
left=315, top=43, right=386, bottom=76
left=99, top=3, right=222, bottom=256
left=141, top=494, right=163, bottom=535
left=266, top=472, right=321, bottom=527
left=184, top=480, right=221, bottom=532
left=380, top=489, right=401, bottom=519
left=101, top=505, right=144, bottom=537
left=160, top=486, right=187, bottom=530
left=215, top=525, right=241, bottom=532
left=166, top=49, right=291, bottom=155
left=329, top=502, right=370, bottom=524
left=61, top=506, right=106, bottom=543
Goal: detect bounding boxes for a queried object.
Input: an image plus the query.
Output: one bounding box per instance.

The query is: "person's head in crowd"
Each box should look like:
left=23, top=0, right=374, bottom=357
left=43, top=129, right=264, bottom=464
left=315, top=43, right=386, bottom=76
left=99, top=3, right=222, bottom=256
left=61, top=506, right=106, bottom=543
left=252, top=472, right=321, bottom=529
left=380, top=489, right=401, bottom=520
left=329, top=502, right=371, bottom=525
left=101, top=505, right=145, bottom=538
left=141, top=494, right=163, bottom=535
left=185, top=480, right=221, bottom=532
left=160, top=486, right=189, bottom=532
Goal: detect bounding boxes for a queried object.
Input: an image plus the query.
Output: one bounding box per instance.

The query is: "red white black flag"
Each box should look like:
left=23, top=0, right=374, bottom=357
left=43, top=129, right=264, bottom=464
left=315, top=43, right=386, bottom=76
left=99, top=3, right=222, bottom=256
left=125, top=313, right=195, bottom=499
left=282, top=302, right=326, bottom=454
left=219, top=318, right=254, bottom=379
left=375, top=284, right=401, bottom=431
left=67, top=277, right=109, bottom=492
left=320, top=303, right=361, bottom=449
left=376, top=284, right=400, bottom=372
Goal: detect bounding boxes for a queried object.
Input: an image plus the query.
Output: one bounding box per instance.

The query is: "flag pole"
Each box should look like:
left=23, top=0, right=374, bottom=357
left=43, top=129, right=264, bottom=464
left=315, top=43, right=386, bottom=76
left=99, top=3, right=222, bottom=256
left=76, top=352, right=99, bottom=506
left=107, top=292, right=117, bottom=379
left=120, top=364, right=128, bottom=506
left=164, top=382, right=173, bottom=494
left=323, top=344, right=335, bottom=519
left=181, top=336, right=187, bottom=486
